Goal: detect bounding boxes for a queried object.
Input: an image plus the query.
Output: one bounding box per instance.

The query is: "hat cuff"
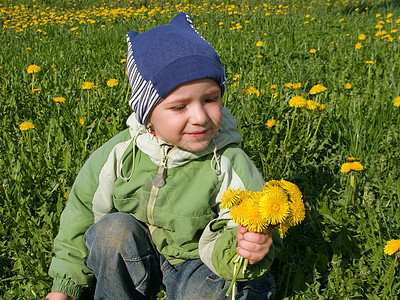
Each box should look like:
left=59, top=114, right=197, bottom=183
left=150, top=55, right=225, bottom=98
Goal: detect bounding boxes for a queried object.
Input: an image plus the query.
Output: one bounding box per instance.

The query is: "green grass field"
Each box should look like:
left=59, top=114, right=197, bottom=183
left=1, top=0, right=400, bottom=298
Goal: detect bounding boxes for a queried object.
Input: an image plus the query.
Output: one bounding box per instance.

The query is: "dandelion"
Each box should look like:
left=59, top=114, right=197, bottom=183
left=355, top=42, right=362, bottom=49
left=348, top=156, right=360, bottom=161
left=20, top=121, right=35, bottom=131
left=289, top=96, right=306, bottom=108
left=219, top=187, right=242, bottom=209
left=233, top=74, right=242, bottom=81
left=259, top=186, right=290, bottom=225
left=51, top=64, right=56, bottom=68
left=340, top=161, right=364, bottom=173
left=309, top=49, right=317, bottom=53
left=284, top=83, right=293, bottom=88
left=70, top=27, right=79, bottom=31
left=107, top=78, right=118, bottom=87
left=120, top=58, right=127, bottom=63
left=256, top=41, right=264, bottom=46
left=270, top=84, right=277, bottom=90
left=345, top=83, right=352, bottom=89
left=358, top=33, right=366, bottom=40
left=305, top=100, right=319, bottom=110
left=384, top=239, right=400, bottom=256
left=221, top=179, right=304, bottom=298
left=309, top=84, right=327, bottom=94
left=365, top=60, right=375, bottom=64
left=292, top=82, right=301, bottom=90
left=393, top=96, right=400, bottom=107
left=31, top=88, right=41, bottom=95
left=82, top=81, right=95, bottom=89
left=79, top=118, right=84, bottom=126
left=247, top=86, right=260, bottom=96
left=266, top=119, right=276, bottom=128
left=317, top=104, right=326, bottom=111
left=27, top=64, right=41, bottom=73
left=53, top=97, right=66, bottom=103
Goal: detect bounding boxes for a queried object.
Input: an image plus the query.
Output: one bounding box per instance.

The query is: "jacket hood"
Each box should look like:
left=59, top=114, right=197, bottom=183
left=125, top=107, right=242, bottom=168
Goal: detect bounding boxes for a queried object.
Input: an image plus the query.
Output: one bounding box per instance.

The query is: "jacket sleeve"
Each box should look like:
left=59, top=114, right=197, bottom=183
left=48, top=130, right=133, bottom=298
left=198, top=146, right=283, bottom=281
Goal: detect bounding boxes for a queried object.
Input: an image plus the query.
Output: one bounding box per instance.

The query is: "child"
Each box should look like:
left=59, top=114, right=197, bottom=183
left=46, top=12, right=282, bottom=300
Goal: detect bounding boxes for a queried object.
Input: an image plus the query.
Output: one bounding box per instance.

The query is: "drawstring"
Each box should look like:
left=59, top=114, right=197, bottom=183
left=211, top=138, right=221, bottom=175
left=118, top=128, right=145, bottom=181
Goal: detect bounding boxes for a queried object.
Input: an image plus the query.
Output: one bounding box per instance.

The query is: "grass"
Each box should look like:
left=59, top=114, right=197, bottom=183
left=1, top=0, right=400, bottom=298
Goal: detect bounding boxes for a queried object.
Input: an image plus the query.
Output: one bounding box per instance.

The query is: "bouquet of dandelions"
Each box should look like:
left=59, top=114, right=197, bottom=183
left=220, top=179, right=306, bottom=299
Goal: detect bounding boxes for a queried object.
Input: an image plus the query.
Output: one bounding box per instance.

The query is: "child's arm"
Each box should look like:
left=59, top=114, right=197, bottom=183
left=236, top=225, right=273, bottom=264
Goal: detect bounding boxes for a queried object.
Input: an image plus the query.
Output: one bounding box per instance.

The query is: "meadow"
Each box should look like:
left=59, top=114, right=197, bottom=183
left=1, top=0, right=400, bottom=298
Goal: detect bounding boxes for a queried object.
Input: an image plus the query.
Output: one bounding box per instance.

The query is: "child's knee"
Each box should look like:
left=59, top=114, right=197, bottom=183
left=85, top=212, right=145, bottom=253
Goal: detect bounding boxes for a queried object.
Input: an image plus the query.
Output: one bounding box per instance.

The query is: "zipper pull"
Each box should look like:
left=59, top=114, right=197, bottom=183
left=153, top=165, right=166, bottom=188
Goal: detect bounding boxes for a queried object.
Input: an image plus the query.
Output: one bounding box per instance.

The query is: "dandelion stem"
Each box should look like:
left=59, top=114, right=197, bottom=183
left=381, top=255, right=397, bottom=300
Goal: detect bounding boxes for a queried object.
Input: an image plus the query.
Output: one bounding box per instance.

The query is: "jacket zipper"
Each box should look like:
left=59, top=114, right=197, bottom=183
left=147, top=145, right=173, bottom=226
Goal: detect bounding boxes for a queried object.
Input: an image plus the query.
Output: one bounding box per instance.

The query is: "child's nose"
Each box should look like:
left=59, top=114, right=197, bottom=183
left=191, top=104, right=208, bottom=125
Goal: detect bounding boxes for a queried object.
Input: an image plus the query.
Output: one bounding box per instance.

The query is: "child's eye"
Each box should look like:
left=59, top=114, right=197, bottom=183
left=205, top=97, right=218, bottom=103
left=171, top=105, right=186, bottom=111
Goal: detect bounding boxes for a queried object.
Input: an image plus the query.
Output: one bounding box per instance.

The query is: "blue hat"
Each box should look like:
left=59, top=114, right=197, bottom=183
left=126, top=12, right=226, bottom=125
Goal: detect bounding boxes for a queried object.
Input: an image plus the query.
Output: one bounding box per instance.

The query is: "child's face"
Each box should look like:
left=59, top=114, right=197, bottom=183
left=147, top=78, right=222, bottom=152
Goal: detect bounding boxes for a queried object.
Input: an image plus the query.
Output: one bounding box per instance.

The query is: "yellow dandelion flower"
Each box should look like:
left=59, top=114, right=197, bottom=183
left=309, top=49, right=317, bottom=54
left=355, top=42, right=362, bottom=49
left=305, top=100, right=319, bottom=110
left=270, top=84, right=277, bottom=90
left=20, top=121, right=35, bottom=131
left=266, top=119, right=276, bottom=128
left=393, top=96, right=400, bottom=107
left=365, top=60, right=375, bottom=64
left=233, top=74, right=242, bottom=81
left=350, top=161, right=364, bottom=171
left=256, top=41, right=264, bottom=47
left=358, top=33, right=366, bottom=40
left=278, top=219, right=291, bottom=238
left=82, top=81, right=95, bottom=90
left=317, top=104, right=326, bottom=111
left=284, top=83, right=293, bottom=88
left=229, top=200, right=248, bottom=226
left=273, top=92, right=279, bottom=99
left=262, top=179, right=283, bottom=192
left=340, top=162, right=352, bottom=173
left=309, top=84, right=327, bottom=94
left=70, top=27, right=79, bottom=31
left=219, top=187, right=243, bottom=209
left=241, top=194, right=269, bottom=232
left=31, top=88, right=41, bottom=95
left=259, top=186, right=290, bottom=225
left=340, top=161, right=364, bottom=173
left=51, top=64, right=56, bottom=68
left=289, top=96, right=306, bottom=108
left=247, top=86, right=260, bottom=96
left=27, top=64, right=41, bottom=73
left=348, top=156, right=360, bottom=161
left=107, top=78, right=118, bottom=87
left=292, top=82, right=302, bottom=90
left=384, top=239, right=400, bottom=255
left=345, top=83, right=352, bottom=89
left=79, top=118, right=84, bottom=126
left=53, top=97, right=66, bottom=103
left=120, top=59, right=127, bottom=63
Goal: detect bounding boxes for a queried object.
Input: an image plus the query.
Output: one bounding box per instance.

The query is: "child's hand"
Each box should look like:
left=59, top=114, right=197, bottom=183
left=45, top=292, right=76, bottom=300
left=236, top=225, right=273, bottom=265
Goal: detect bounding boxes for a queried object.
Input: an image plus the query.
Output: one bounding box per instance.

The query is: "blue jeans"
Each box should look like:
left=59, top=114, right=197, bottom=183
left=84, top=212, right=276, bottom=299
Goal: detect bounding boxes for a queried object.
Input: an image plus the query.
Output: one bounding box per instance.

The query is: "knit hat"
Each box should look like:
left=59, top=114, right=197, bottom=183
left=126, top=12, right=226, bottom=125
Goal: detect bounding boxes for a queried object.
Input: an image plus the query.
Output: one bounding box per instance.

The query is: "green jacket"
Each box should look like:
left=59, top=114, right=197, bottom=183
left=49, top=108, right=282, bottom=298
